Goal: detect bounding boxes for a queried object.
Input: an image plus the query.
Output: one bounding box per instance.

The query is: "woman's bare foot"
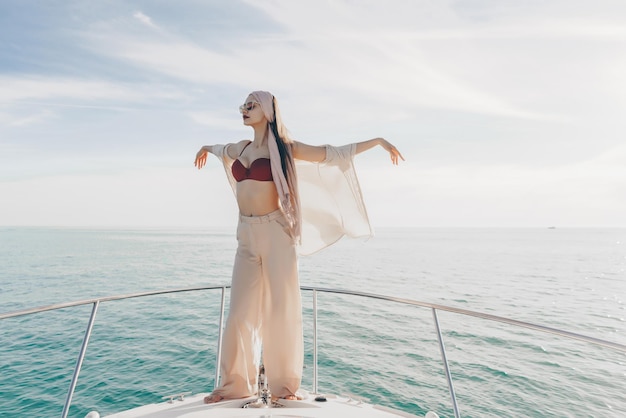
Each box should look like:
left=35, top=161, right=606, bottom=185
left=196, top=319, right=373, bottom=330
left=280, top=394, right=302, bottom=400
left=203, top=393, right=224, bottom=404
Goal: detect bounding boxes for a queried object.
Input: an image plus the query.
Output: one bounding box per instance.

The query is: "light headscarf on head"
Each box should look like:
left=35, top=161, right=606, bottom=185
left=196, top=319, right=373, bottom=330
left=250, top=91, right=301, bottom=244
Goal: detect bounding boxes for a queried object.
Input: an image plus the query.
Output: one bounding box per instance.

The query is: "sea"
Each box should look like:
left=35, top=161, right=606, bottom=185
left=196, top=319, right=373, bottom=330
left=0, top=227, right=624, bottom=418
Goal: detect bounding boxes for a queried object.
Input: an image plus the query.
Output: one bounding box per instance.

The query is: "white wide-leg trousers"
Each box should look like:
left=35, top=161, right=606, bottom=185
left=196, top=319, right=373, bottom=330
left=212, top=210, right=303, bottom=399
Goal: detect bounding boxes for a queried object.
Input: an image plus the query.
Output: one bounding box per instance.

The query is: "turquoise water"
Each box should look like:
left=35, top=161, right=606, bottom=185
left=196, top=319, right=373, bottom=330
left=1, top=227, right=625, bottom=417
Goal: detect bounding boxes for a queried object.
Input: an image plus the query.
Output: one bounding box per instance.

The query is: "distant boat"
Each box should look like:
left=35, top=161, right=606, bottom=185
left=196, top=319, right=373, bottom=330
left=548, top=226, right=556, bottom=229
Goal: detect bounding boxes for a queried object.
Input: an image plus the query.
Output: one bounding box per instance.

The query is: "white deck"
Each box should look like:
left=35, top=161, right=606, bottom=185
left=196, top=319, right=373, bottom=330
left=100, top=392, right=427, bottom=418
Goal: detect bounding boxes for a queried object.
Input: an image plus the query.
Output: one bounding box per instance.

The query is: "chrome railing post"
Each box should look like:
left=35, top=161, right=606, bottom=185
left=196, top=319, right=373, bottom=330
left=432, top=308, right=460, bottom=418
left=61, top=301, right=99, bottom=418
left=214, top=286, right=227, bottom=389
left=312, top=289, right=318, bottom=394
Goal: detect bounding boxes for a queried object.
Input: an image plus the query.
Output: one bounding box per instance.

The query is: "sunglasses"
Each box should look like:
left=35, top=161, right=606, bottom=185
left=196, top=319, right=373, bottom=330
left=239, top=101, right=260, bottom=114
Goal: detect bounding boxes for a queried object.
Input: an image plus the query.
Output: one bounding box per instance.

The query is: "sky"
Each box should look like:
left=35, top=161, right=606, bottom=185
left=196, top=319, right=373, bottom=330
left=1, top=0, right=625, bottom=228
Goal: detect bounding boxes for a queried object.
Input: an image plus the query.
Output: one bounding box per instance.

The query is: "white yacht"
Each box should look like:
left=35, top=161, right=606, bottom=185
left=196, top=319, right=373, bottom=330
left=2, top=285, right=624, bottom=417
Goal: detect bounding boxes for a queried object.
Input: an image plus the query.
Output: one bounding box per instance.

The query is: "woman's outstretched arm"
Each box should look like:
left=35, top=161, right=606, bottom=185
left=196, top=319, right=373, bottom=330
left=194, top=140, right=249, bottom=169
left=293, top=137, right=404, bottom=165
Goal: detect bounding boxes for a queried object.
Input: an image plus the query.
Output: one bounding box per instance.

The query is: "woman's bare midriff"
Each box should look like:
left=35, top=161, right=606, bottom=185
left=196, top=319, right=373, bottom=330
left=236, top=181, right=280, bottom=216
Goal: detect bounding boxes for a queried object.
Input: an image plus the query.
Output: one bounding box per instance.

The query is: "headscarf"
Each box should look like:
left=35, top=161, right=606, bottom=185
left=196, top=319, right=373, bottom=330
left=250, top=91, right=301, bottom=243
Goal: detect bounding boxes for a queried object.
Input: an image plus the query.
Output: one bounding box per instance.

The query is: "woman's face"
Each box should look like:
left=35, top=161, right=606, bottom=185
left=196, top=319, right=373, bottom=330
left=241, top=95, right=266, bottom=127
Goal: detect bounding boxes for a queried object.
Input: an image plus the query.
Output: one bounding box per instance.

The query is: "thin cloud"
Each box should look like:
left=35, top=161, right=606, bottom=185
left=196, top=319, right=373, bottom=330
left=366, top=21, right=626, bottom=42
left=84, top=19, right=545, bottom=120
left=189, top=111, right=243, bottom=129
left=0, top=76, right=189, bottom=104
left=582, top=144, right=626, bottom=167
left=133, top=11, right=159, bottom=29
left=96, top=38, right=245, bottom=84
left=240, top=0, right=624, bottom=121
left=7, top=110, right=55, bottom=127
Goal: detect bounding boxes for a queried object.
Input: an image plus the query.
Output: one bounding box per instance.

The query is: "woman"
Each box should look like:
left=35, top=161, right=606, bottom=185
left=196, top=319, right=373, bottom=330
left=194, top=91, right=403, bottom=403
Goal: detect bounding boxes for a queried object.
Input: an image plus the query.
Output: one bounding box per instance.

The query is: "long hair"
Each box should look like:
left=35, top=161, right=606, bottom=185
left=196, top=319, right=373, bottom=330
left=251, top=91, right=301, bottom=243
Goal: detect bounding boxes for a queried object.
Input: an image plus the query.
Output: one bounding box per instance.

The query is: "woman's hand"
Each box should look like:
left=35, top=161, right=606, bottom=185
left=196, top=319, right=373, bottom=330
left=353, top=137, right=404, bottom=164
left=378, top=138, right=405, bottom=165
left=194, top=146, right=210, bottom=169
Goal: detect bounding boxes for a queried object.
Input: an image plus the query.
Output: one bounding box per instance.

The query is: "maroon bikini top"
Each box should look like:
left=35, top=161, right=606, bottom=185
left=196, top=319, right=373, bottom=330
left=231, top=142, right=274, bottom=182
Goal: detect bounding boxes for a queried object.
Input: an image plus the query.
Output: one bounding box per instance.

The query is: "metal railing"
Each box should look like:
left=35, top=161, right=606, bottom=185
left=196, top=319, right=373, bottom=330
left=2, top=285, right=625, bottom=418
